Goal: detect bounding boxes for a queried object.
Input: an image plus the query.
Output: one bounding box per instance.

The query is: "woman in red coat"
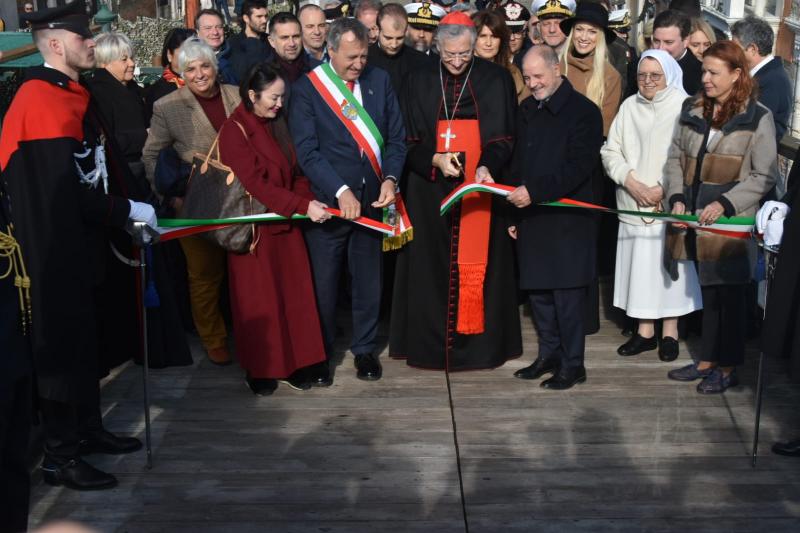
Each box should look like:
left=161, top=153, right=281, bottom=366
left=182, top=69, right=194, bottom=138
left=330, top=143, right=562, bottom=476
left=219, top=64, right=330, bottom=395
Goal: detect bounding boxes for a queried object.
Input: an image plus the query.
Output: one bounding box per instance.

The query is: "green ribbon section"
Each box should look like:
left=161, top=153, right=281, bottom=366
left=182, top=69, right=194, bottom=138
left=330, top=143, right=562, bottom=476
left=544, top=200, right=755, bottom=226
left=158, top=215, right=306, bottom=227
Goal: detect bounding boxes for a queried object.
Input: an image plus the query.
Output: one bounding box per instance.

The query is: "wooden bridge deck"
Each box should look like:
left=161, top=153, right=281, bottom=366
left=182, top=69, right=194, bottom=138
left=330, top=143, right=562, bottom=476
left=28, top=293, right=800, bottom=532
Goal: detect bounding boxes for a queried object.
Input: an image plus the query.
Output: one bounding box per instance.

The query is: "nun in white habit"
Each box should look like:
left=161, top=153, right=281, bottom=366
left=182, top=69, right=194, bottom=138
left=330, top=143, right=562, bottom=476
left=601, top=48, right=703, bottom=361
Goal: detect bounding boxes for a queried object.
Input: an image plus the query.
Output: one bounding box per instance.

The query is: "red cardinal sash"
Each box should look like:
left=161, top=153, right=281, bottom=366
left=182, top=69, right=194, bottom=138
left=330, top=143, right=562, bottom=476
left=436, top=119, right=491, bottom=335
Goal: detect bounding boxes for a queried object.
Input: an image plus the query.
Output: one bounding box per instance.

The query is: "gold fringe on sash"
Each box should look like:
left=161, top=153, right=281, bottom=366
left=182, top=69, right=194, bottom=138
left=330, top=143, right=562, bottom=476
left=0, top=224, right=32, bottom=335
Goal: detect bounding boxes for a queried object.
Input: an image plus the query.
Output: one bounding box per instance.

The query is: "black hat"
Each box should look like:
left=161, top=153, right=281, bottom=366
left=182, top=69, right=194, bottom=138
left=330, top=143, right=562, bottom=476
left=559, top=2, right=617, bottom=44
left=22, top=0, right=92, bottom=39
left=501, top=2, right=531, bottom=33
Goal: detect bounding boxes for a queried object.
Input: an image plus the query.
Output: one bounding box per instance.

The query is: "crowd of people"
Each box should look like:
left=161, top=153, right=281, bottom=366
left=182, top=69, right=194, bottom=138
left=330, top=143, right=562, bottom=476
left=2, top=0, right=800, bottom=530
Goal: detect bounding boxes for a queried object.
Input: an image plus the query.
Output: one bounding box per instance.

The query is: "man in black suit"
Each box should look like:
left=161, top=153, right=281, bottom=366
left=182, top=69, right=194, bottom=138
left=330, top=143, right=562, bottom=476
left=507, top=45, right=604, bottom=390
left=732, top=15, right=792, bottom=143
left=652, top=9, right=701, bottom=95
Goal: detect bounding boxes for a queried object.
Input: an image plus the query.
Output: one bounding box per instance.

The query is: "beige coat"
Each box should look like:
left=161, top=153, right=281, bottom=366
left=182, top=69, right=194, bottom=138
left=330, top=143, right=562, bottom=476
left=663, top=97, right=778, bottom=285
left=562, top=51, right=621, bottom=136
left=142, top=83, right=241, bottom=196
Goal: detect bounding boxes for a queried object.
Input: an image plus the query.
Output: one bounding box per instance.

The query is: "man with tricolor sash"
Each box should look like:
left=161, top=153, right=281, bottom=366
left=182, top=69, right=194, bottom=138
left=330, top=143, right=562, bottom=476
left=389, top=11, right=522, bottom=371
left=290, top=17, right=406, bottom=385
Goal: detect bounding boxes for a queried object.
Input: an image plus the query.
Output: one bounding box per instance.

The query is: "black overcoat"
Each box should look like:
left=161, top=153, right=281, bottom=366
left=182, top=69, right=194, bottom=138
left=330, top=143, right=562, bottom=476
left=509, top=78, right=604, bottom=290
left=85, top=68, right=149, bottom=163
left=762, top=146, right=800, bottom=380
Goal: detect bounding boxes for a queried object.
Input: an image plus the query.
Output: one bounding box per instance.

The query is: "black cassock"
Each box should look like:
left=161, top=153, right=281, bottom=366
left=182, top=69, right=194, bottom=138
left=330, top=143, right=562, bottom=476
left=390, top=57, right=522, bottom=370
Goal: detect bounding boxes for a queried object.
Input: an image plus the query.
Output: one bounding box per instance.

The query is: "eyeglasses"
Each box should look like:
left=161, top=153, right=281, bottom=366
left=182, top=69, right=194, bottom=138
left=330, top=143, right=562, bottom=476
left=441, top=51, right=473, bottom=62
left=199, top=24, right=224, bottom=32
left=637, top=73, right=663, bottom=82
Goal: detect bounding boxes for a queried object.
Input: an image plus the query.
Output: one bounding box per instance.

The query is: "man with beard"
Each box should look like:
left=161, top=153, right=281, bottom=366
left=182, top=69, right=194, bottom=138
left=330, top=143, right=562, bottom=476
left=531, top=0, right=575, bottom=55
left=368, top=2, right=431, bottom=94
left=355, top=0, right=382, bottom=45
left=390, top=12, right=522, bottom=371
left=0, top=0, right=157, bottom=490
left=298, top=3, right=329, bottom=62
left=404, top=2, right=446, bottom=55
left=268, top=11, right=318, bottom=85
left=507, top=45, right=603, bottom=389
left=229, top=0, right=274, bottom=82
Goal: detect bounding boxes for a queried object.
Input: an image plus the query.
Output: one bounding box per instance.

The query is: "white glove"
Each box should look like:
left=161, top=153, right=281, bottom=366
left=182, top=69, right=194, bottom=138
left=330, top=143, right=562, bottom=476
left=755, top=200, right=789, bottom=233
left=128, top=200, right=157, bottom=228
left=764, top=218, right=785, bottom=247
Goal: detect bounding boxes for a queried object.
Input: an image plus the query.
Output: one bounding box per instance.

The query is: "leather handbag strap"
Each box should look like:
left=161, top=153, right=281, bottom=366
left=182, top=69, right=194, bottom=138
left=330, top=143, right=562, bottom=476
left=203, top=119, right=248, bottom=166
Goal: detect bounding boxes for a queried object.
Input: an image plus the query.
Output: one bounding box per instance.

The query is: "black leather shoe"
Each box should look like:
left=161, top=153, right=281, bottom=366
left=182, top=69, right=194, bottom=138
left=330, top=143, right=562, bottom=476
left=308, top=361, right=333, bottom=387
left=513, top=357, right=559, bottom=380
left=42, top=458, right=118, bottom=491
left=354, top=353, right=382, bottom=381
left=621, top=318, right=637, bottom=338
left=772, top=438, right=800, bottom=457
left=79, top=429, right=142, bottom=455
left=279, top=369, right=312, bottom=391
left=658, top=336, right=680, bottom=362
left=246, top=376, right=278, bottom=396
left=617, top=334, right=657, bottom=356
left=541, top=366, right=586, bottom=390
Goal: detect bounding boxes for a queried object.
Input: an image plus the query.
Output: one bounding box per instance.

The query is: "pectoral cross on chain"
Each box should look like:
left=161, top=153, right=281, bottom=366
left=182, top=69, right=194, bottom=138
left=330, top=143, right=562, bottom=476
left=440, top=128, right=456, bottom=151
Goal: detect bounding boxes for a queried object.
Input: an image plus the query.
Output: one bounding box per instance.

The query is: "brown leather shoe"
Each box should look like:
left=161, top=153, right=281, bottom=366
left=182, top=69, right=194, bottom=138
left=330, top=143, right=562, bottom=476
left=207, top=346, right=232, bottom=366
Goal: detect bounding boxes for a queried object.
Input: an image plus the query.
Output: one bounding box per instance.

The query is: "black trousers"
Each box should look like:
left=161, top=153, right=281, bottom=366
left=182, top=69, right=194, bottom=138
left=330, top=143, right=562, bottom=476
left=699, top=284, right=747, bottom=367
left=304, top=216, right=383, bottom=358
left=39, top=379, right=103, bottom=460
left=529, top=287, right=588, bottom=369
left=0, top=374, right=32, bottom=533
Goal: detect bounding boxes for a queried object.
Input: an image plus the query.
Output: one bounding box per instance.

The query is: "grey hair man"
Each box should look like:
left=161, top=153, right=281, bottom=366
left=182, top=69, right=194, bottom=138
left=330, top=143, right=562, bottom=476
left=388, top=12, right=523, bottom=373
left=732, top=15, right=792, bottom=141
left=355, top=0, right=383, bottom=44
left=289, top=16, right=406, bottom=386
left=506, top=44, right=604, bottom=390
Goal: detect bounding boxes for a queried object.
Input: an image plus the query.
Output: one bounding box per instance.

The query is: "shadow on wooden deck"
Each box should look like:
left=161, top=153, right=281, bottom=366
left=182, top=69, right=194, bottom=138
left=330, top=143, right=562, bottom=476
left=28, top=287, right=800, bottom=532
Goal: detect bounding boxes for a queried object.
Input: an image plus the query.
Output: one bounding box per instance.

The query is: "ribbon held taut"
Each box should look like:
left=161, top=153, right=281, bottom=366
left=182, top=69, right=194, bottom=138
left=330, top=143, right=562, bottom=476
left=440, top=182, right=756, bottom=239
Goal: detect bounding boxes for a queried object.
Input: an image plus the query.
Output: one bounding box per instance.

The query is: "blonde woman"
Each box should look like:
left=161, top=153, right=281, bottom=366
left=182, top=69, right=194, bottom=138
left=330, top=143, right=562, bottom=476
left=559, top=2, right=621, bottom=135
left=688, top=17, right=716, bottom=61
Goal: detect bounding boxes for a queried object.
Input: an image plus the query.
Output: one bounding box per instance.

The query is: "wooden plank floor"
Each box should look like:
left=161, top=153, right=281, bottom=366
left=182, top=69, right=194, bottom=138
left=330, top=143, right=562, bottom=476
left=28, top=282, right=800, bottom=532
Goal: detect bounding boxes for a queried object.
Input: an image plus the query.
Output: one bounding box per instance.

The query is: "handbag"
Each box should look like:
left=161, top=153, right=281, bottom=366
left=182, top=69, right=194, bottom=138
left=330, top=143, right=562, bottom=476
left=181, top=120, right=266, bottom=254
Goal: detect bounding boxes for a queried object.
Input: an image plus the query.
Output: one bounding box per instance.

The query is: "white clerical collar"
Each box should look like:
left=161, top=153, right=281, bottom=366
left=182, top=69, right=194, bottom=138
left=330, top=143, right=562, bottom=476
left=750, top=55, right=774, bottom=76
left=678, top=49, right=688, bottom=61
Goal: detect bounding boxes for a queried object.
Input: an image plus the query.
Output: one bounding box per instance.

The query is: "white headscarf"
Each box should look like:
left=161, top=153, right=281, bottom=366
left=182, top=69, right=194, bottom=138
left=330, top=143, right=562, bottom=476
left=638, top=49, right=687, bottom=97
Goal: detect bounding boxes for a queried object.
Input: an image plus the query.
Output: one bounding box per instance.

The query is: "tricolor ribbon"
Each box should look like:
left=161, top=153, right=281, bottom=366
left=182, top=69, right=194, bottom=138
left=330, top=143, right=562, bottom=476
left=156, top=208, right=394, bottom=243
left=440, top=182, right=756, bottom=239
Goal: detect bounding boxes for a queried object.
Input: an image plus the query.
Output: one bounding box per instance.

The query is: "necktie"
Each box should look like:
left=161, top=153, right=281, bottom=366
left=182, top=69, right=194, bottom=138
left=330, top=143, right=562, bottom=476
left=346, top=80, right=355, bottom=92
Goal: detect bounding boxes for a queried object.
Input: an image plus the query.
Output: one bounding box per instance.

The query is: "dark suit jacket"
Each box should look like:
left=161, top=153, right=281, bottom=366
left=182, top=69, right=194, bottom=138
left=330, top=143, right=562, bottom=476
left=509, top=78, right=604, bottom=290
left=289, top=65, right=406, bottom=208
left=754, top=56, right=792, bottom=142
